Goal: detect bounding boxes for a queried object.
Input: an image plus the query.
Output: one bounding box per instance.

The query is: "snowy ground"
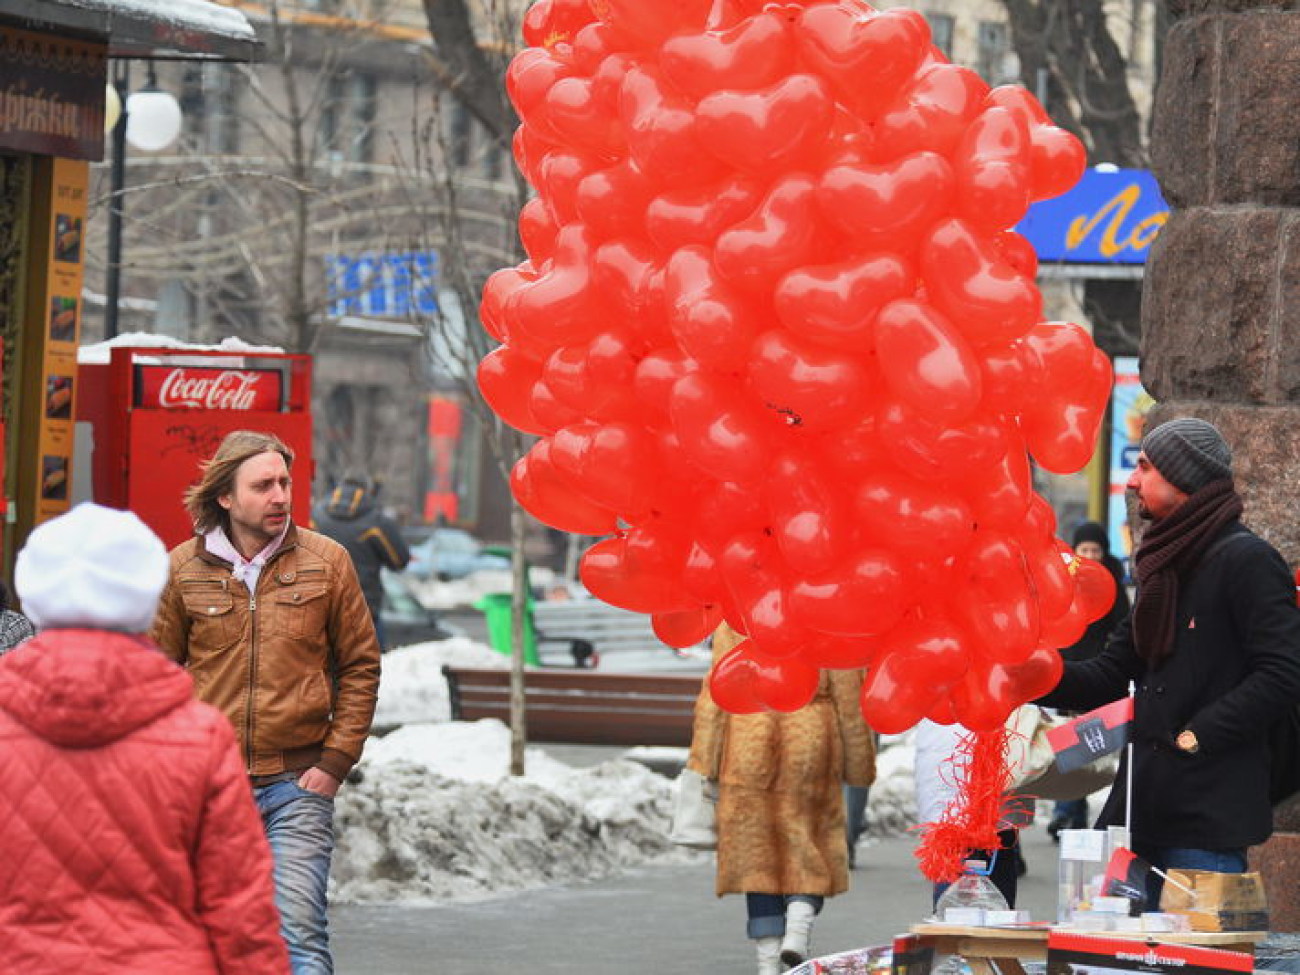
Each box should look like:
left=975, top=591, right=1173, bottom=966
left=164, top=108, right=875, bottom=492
left=333, top=639, right=921, bottom=904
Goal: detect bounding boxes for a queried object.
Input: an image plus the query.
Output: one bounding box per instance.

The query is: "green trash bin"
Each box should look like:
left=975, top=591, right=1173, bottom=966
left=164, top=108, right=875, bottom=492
left=473, top=591, right=540, bottom=666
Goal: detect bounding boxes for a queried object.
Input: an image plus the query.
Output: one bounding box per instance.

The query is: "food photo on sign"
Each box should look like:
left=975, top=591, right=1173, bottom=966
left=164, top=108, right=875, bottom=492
left=477, top=0, right=1116, bottom=880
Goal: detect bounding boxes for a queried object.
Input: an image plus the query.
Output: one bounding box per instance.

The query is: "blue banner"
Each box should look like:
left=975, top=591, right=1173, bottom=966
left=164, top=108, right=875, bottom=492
left=1016, top=168, right=1168, bottom=264
left=325, top=252, right=439, bottom=318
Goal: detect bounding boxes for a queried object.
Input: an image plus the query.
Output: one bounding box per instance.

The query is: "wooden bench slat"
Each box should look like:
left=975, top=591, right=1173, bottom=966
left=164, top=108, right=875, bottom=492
left=442, top=665, right=702, bottom=747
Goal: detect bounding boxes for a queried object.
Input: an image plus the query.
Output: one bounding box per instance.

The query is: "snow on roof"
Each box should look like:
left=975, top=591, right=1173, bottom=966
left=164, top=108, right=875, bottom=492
left=77, top=331, right=286, bottom=365
left=67, top=0, right=256, bottom=40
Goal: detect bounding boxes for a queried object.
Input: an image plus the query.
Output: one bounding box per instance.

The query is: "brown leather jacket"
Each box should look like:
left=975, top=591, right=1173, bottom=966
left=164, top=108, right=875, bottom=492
left=151, top=523, right=381, bottom=781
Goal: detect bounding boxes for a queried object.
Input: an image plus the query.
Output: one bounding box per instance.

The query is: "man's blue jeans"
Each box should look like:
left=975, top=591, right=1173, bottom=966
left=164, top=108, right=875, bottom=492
left=1132, top=842, right=1247, bottom=911
left=254, top=777, right=336, bottom=975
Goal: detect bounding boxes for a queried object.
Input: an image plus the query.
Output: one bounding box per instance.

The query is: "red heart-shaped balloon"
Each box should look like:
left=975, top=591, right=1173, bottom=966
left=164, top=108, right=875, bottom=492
left=545, top=74, right=626, bottom=160
left=506, top=224, right=609, bottom=352
left=788, top=548, right=910, bottom=636
left=708, top=644, right=765, bottom=714
left=873, top=62, right=989, bottom=161
left=747, top=329, right=869, bottom=431
left=576, top=159, right=655, bottom=242
left=632, top=347, right=696, bottom=422
left=506, top=47, right=575, bottom=142
left=714, top=173, right=821, bottom=293
left=874, top=298, right=982, bottom=423
left=773, top=252, right=913, bottom=350
left=620, top=65, right=726, bottom=186
left=522, top=0, right=596, bottom=49
left=653, top=605, right=722, bottom=649
left=765, top=451, right=850, bottom=576
left=518, top=199, right=558, bottom=265
left=877, top=400, right=1010, bottom=480
left=953, top=106, right=1032, bottom=234
left=664, top=245, right=763, bottom=371
left=669, top=372, right=776, bottom=484
left=511, top=441, right=618, bottom=535
left=854, top=466, right=975, bottom=560
left=1018, top=322, right=1114, bottom=473
left=535, top=148, right=603, bottom=225
left=479, top=263, right=538, bottom=346
left=694, top=73, right=835, bottom=175
left=816, top=152, right=954, bottom=253
left=986, top=85, right=1086, bottom=202
left=477, top=346, right=548, bottom=436
left=596, top=0, right=713, bottom=48
left=660, top=11, right=796, bottom=100
left=860, top=652, right=933, bottom=734
left=645, top=176, right=762, bottom=254
left=950, top=529, right=1040, bottom=666
left=797, top=4, right=930, bottom=119
left=921, top=218, right=1042, bottom=346
left=543, top=335, right=639, bottom=422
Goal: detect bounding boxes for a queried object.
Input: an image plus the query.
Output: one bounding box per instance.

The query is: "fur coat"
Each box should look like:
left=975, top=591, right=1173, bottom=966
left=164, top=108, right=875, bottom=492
left=686, top=625, right=876, bottom=897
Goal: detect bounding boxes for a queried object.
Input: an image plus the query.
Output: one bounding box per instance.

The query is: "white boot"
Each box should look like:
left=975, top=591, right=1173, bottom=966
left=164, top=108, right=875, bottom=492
left=780, top=900, right=816, bottom=967
left=755, top=936, right=782, bottom=975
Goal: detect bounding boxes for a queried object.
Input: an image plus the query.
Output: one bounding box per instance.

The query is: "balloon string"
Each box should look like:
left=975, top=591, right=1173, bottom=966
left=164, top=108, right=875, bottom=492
left=914, top=726, right=1015, bottom=884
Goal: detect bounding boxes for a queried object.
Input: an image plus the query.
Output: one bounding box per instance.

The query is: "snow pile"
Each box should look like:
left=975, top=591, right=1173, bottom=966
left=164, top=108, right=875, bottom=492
left=333, top=720, right=696, bottom=903
left=332, top=639, right=919, bottom=904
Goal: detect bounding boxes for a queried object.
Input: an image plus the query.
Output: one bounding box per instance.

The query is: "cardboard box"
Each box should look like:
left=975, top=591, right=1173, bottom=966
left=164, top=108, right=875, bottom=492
left=1158, top=870, right=1269, bottom=932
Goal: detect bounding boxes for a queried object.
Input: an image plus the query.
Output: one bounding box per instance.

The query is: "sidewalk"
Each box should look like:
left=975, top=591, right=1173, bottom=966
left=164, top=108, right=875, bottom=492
left=332, top=818, right=1063, bottom=974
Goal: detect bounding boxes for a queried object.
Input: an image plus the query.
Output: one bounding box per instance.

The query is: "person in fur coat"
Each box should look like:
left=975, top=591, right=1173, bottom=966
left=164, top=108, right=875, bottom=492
left=686, top=624, right=876, bottom=974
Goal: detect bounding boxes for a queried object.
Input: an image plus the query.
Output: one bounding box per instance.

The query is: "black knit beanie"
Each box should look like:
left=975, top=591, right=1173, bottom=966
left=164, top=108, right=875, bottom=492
left=1140, top=418, right=1233, bottom=494
left=1071, top=520, right=1109, bottom=552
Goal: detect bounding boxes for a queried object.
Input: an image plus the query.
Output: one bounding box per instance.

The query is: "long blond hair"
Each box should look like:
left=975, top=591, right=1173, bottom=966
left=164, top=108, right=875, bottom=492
left=184, top=430, right=294, bottom=535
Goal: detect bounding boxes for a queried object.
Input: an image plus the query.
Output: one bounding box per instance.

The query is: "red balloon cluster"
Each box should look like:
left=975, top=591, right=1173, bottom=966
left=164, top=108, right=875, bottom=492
left=479, top=0, right=1117, bottom=731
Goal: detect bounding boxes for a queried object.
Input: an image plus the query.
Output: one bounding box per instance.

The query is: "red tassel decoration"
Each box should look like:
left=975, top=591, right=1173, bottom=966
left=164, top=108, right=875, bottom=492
left=914, top=725, right=1019, bottom=884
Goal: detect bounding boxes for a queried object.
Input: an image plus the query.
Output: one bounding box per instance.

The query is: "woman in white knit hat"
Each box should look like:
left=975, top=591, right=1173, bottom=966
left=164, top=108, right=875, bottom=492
left=0, top=503, right=290, bottom=974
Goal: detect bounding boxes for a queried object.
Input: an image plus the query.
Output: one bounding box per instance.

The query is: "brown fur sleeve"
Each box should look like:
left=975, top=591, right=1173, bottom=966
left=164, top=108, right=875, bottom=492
left=830, top=668, right=876, bottom=788
left=685, top=624, right=744, bottom=779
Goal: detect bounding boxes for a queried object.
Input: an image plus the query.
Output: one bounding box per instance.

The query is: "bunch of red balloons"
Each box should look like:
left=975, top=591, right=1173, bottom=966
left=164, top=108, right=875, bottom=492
left=479, top=0, right=1118, bottom=732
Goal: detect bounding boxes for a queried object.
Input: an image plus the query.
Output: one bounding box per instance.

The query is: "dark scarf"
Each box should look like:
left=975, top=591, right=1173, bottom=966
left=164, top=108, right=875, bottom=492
left=1131, top=478, right=1243, bottom=666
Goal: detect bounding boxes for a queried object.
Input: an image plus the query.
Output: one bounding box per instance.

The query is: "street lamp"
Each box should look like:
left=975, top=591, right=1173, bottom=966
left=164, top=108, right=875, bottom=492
left=103, top=63, right=182, bottom=340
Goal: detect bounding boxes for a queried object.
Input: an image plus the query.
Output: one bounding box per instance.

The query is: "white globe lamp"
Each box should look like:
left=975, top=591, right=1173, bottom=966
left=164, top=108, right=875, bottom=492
left=125, top=87, right=182, bottom=152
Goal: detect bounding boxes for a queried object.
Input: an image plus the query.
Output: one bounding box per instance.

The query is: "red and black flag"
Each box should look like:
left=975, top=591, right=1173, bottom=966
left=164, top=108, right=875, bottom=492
left=1101, top=847, right=1153, bottom=903
left=1044, top=696, right=1134, bottom=774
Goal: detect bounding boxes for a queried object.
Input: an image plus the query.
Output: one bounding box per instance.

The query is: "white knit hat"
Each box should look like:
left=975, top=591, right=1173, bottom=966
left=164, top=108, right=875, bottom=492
left=16, top=503, right=169, bottom=633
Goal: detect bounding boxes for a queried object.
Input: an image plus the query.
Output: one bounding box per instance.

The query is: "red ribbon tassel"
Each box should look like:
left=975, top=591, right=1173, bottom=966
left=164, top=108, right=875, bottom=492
left=915, top=725, right=1017, bottom=885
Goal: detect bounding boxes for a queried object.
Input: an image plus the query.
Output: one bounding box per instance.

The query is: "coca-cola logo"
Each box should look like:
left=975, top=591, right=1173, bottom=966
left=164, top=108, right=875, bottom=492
left=156, top=369, right=271, bottom=410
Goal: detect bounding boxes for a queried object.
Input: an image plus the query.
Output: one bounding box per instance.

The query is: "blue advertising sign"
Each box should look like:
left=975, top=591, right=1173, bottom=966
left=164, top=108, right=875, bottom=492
left=1108, top=356, right=1154, bottom=581
left=325, top=252, right=439, bottom=318
left=1015, top=168, right=1168, bottom=264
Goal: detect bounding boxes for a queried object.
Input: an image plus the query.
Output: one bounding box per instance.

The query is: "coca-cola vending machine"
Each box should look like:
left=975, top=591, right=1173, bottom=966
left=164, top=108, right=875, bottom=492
left=76, top=346, right=313, bottom=550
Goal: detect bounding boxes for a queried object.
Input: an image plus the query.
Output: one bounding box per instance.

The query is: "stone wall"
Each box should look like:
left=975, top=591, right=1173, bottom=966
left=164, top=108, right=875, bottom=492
left=1145, top=0, right=1300, bottom=929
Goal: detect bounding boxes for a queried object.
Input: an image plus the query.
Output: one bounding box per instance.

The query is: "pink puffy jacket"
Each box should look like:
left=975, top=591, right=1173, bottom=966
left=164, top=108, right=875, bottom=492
left=0, top=629, right=290, bottom=974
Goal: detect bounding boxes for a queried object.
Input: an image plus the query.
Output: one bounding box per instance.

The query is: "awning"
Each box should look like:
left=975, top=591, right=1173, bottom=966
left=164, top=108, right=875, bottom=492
left=0, top=0, right=261, bottom=61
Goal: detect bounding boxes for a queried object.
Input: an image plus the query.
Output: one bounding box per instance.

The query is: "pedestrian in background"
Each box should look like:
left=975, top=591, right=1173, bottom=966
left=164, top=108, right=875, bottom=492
left=1040, top=418, right=1300, bottom=907
left=152, top=430, right=382, bottom=974
left=0, top=503, right=289, bottom=974
left=314, top=473, right=410, bottom=650
left=0, top=577, right=34, bottom=656
left=686, top=624, right=876, bottom=975
left=1046, top=520, right=1131, bottom=840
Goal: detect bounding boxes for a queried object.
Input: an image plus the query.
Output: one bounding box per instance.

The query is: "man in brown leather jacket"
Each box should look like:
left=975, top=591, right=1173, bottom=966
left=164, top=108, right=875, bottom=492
left=152, top=429, right=380, bottom=975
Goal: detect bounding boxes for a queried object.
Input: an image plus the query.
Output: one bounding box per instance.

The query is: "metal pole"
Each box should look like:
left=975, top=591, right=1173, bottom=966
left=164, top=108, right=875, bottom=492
left=104, top=61, right=130, bottom=340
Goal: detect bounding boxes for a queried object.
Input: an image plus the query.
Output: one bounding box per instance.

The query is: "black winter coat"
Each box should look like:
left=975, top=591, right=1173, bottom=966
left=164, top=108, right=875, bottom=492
left=314, top=488, right=410, bottom=621
left=1040, top=523, right=1300, bottom=850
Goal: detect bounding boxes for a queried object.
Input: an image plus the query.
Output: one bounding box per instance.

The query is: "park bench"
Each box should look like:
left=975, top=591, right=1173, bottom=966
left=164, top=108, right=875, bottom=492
left=441, top=665, right=704, bottom=747
left=531, top=598, right=704, bottom=669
